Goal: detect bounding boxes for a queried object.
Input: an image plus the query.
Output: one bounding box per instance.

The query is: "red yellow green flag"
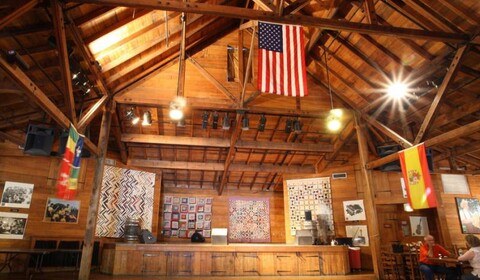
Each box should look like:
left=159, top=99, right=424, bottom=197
left=398, top=143, right=437, bottom=209
left=56, top=124, right=84, bottom=200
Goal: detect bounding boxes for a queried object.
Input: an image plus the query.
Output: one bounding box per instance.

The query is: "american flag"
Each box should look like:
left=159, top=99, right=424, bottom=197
left=258, top=22, right=307, bottom=97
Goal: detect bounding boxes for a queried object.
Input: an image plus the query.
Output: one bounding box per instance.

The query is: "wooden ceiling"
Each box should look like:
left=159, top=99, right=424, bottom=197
left=0, top=0, right=479, bottom=193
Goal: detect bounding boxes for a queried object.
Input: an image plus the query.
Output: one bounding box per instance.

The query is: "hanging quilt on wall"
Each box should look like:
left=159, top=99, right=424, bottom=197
left=228, top=197, right=271, bottom=243
left=95, top=166, right=156, bottom=238
left=285, top=177, right=334, bottom=237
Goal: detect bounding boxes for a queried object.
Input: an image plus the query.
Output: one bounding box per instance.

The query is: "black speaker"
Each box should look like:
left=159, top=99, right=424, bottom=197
left=23, top=124, right=55, bottom=156
left=140, top=230, right=156, bottom=244
left=376, top=144, right=402, bottom=172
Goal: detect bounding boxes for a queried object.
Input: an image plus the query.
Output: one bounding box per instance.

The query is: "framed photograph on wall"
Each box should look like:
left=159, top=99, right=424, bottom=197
left=1, top=181, right=34, bottom=209
left=410, top=216, right=429, bottom=236
left=44, top=198, right=80, bottom=223
left=346, top=225, right=369, bottom=246
left=0, top=212, right=28, bottom=239
left=456, top=197, right=480, bottom=234
left=343, top=199, right=366, bottom=221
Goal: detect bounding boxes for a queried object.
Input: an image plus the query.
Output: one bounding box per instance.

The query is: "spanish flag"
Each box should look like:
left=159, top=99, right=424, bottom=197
left=398, top=143, right=437, bottom=209
left=56, top=124, right=84, bottom=200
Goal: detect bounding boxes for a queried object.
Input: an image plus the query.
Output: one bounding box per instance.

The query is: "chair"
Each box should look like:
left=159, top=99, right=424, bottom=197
left=32, top=240, right=57, bottom=267
left=381, top=251, right=402, bottom=280
left=58, top=240, right=81, bottom=269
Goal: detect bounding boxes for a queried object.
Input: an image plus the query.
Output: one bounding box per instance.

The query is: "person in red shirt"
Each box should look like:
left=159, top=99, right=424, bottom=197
left=419, top=235, right=458, bottom=280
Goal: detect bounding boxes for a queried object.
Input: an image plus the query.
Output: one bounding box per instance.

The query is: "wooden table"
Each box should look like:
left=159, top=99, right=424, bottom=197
left=0, top=248, right=82, bottom=278
left=0, top=248, right=54, bottom=278
left=428, top=257, right=464, bottom=280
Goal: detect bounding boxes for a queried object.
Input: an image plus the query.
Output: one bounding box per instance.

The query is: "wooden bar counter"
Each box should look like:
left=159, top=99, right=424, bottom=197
left=100, top=242, right=350, bottom=277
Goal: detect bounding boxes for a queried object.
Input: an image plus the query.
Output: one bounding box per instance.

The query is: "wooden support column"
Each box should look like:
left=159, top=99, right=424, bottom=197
left=78, top=100, right=113, bottom=280
left=354, top=113, right=380, bottom=279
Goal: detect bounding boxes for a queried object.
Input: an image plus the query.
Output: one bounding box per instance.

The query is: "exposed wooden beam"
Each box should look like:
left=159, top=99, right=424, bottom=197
left=367, top=119, right=480, bottom=169
left=219, top=113, right=242, bottom=195
left=65, top=11, right=111, bottom=96
left=52, top=0, right=76, bottom=124
left=0, top=131, right=24, bottom=146
left=316, top=120, right=355, bottom=172
left=187, top=56, right=239, bottom=105
left=363, top=0, right=378, bottom=24
left=177, top=13, right=187, bottom=97
left=129, top=159, right=224, bottom=171
left=413, top=44, right=470, bottom=144
left=435, top=141, right=480, bottom=162
left=121, top=133, right=333, bottom=152
left=77, top=95, right=110, bottom=132
left=252, top=0, right=275, bottom=12
left=0, top=0, right=38, bottom=30
left=73, top=0, right=469, bottom=42
left=237, top=140, right=333, bottom=152
left=128, top=158, right=315, bottom=173
left=354, top=112, right=380, bottom=278
left=79, top=100, right=113, bottom=280
left=362, top=114, right=413, bottom=148
left=111, top=109, right=128, bottom=164
left=282, top=0, right=309, bottom=15
left=122, top=134, right=230, bottom=147
left=0, top=56, right=98, bottom=155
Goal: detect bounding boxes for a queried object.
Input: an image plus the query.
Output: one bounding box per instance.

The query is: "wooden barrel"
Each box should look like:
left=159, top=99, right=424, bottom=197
left=124, top=218, right=140, bottom=242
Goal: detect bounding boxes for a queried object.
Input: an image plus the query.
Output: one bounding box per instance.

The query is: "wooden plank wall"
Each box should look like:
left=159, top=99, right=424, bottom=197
left=2, top=140, right=479, bottom=272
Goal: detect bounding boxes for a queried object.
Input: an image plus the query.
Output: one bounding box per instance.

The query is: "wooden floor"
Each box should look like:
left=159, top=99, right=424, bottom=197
left=0, top=271, right=377, bottom=280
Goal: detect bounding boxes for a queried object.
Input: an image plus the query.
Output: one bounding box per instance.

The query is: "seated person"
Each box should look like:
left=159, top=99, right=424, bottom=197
left=419, top=235, right=458, bottom=280
left=458, top=234, right=480, bottom=280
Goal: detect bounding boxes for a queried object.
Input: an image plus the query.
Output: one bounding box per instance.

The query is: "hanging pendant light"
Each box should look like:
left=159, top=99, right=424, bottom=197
left=324, top=50, right=342, bottom=132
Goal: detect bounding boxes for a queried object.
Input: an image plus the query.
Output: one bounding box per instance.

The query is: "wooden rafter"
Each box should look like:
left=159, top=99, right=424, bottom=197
left=72, top=0, right=469, bottom=43
left=187, top=56, right=239, bottom=105
left=218, top=113, right=242, bottom=195
left=0, top=0, right=38, bottom=30
left=121, top=133, right=333, bottom=152
left=367, top=119, right=480, bottom=170
left=413, top=44, right=470, bottom=144
left=52, top=0, right=76, bottom=125
left=0, top=56, right=98, bottom=155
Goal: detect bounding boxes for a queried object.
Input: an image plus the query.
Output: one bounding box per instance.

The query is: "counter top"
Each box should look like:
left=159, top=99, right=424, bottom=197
left=103, top=242, right=349, bottom=252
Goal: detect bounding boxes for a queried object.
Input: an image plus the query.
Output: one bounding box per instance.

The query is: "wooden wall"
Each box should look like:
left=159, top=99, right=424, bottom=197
left=1, top=139, right=479, bottom=273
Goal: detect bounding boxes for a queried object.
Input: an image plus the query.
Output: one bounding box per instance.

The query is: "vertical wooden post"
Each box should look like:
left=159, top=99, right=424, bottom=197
left=354, top=113, right=380, bottom=279
left=78, top=100, right=113, bottom=280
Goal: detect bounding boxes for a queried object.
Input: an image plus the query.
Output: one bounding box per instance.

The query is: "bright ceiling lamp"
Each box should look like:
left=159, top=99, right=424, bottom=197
left=169, top=96, right=186, bottom=120
left=387, top=82, right=408, bottom=98
left=323, top=50, right=342, bottom=132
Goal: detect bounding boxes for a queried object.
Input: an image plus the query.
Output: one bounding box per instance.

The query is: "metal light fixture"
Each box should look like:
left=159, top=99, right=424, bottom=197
left=258, top=115, right=266, bottom=132
left=222, top=113, right=230, bottom=130
left=212, top=111, right=219, bottom=129
left=126, top=107, right=140, bottom=125
left=202, top=111, right=209, bottom=129
left=285, top=119, right=292, bottom=133
left=142, top=111, right=152, bottom=126
left=293, top=119, right=302, bottom=134
left=177, top=118, right=186, bottom=127
left=242, top=114, right=249, bottom=131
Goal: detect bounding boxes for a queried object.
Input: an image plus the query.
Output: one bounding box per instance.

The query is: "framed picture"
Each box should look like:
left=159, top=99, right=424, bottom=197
left=44, top=198, right=80, bottom=223
left=343, top=199, right=366, bottom=221
left=346, top=225, right=369, bottom=246
left=456, top=197, right=480, bottom=234
left=1, top=181, right=34, bottom=209
left=410, top=216, right=429, bottom=236
left=0, top=212, right=28, bottom=239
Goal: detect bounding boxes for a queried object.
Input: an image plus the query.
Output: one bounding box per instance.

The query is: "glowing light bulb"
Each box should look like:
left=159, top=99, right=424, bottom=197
left=387, top=82, right=408, bottom=98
